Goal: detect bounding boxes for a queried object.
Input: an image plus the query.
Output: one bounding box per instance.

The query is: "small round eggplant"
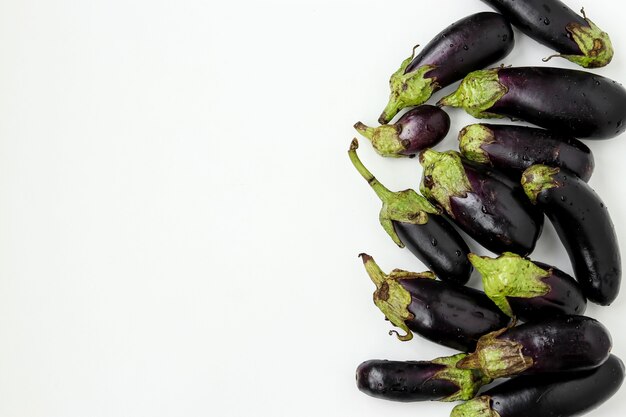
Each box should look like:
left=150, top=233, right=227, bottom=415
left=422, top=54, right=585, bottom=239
left=522, top=165, right=621, bottom=305
left=419, top=149, right=543, bottom=256
left=458, top=315, right=612, bottom=379
left=469, top=252, right=587, bottom=321
left=439, top=67, right=626, bottom=139
left=459, top=124, right=595, bottom=182
left=451, top=355, right=625, bottom=417
left=379, top=12, right=514, bottom=124
left=355, top=106, right=450, bottom=158
left=359, top=254, right=510, bottom=351
left=349, top=140, right=472, bottom=285
left=481, top=0, right=613, bottom=68
left=356, top=354, right=491, bottom=403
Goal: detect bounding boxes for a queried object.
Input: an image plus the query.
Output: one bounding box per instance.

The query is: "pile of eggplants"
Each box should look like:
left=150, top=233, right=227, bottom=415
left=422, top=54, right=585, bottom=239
left=349, top=1, right=624, bottom=416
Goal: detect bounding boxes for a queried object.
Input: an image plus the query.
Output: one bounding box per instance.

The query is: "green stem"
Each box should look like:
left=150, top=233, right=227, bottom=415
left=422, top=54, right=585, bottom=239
left=348, top=139, right=393, bottom=203
left=353, top=122, right=375, bottom=140
left=359, top=253, right=386, bottom=288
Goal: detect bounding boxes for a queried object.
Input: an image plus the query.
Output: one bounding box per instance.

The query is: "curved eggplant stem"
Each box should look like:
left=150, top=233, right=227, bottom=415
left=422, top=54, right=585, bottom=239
left=348, top=139, right=393, bottom=203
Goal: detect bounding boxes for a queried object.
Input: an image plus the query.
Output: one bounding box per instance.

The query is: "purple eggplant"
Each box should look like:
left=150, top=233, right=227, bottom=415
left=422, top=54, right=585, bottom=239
left=379, top=12, right=514, bottom=124
left=481, top=0, right=613, bottom=68
left=458, top=316, right=612, bottom=379
left=349, top=140, right=472, bottom=285
left=419, top=149, right=543, bottom=255
left=355, top=105, right=450, bottom=158
left=469, top=252, right=587, bottom=321
left=356, top=354, right=491, bottom=403
left=452, top=354, right=624, bottom=417
left=439, top=67, right=626, bottom=139
left=522, top=165, right=621, bottom=305
left=359, top=254, right=510, bottom=351
left=459, top=124, right=595, bottom=182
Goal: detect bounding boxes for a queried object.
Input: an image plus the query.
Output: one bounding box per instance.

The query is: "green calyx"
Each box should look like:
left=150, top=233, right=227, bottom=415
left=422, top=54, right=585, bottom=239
left=543, top=9, right=613, bottom=68
left=457, top=328, right=534, bottom=379
left=521, top=165, right=561, bottom=204
left=419, top=149, right=472, bottom=216
left=432, top=353, right=492, bottom=402
left=354, top=122, right=407, bottom=157
left=438, top=69, right=507, bottom=119
left=378, top=47, right=437, bottom=124
left=469, top=253, right=551, bottom=318
left=458, top=125, right=495, bottom=165
left=349, top=139, right=440, bottom=247
left=359, top=254, right=436, bottom=341
left=451, top=396, right=499, bottom=417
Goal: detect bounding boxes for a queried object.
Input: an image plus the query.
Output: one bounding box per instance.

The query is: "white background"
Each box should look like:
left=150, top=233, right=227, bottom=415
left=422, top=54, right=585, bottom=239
left=1, top=0, right=625, bottom=416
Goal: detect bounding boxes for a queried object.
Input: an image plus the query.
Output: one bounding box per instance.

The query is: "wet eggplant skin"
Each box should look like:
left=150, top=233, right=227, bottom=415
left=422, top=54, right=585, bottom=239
left=396, top=106, right=450, bottom=156
left=533, top=170, right=621, bottom=305
left=492, top=67, right=626, bottom=139
left=488, top=355, right=625, bottom=417
left=394, top=218, right=472, bottom=286
left=406, top=12, right=514, bottom=88
left=464, top=124, right=594, bottom=181
left=507, top=262, right=587, bottom=321
left=400, top=278, right=510, bottom=352
left=503, top=315, right=612, bottom=374
left=356, top=360, right=456, bottom=402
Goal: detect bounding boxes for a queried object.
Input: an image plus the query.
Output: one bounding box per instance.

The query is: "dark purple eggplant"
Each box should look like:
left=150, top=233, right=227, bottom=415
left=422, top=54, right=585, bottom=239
left=349, top=140, right=472, bottom=285
left=469, top=252, right=587, bottom=321
left=481, top=0, right=613, bottom=68
left=379, top=12, right=514, bottom=124
left=458, top=315, right=612, bottom=379
left=356, top=354, right=491, bottom=403
left=355, top=105, right=450, bottom=158
left=439, top=67, right=626, bottom=139
left=451, top=354, right=624, bottom=417
left=359, top=254, right=510, bottom=351
left=419, top=149, right=543, bottom=255
left=522, top=165, right=621, bottom=305
left=459, top=124, right=595, bottom=182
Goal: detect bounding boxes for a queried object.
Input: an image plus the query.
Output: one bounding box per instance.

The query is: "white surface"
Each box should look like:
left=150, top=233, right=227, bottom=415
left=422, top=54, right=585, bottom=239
left=1, top=0, right=625, bottom=415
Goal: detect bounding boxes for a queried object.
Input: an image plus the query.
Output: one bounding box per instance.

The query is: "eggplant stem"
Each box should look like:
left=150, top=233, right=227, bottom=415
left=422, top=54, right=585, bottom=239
left=389, top=329, right=413, bottom=341
left=348, top=139, right=393, bottom=202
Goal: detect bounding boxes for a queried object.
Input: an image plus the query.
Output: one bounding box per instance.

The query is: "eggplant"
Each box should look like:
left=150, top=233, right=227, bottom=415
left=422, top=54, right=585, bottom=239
left=439, top=67, right=626, bottom=139
left=451, top=354, right=624, bottom=417
left=355, top=105, right=450, bottom=158
left=359, top=254, right=510, bottom=351
left=419, top=149, right=543, bottom=255
left=522, top=165, right=621, bottom=305
left=459, top=124, right=595, bottom=182
left=458, top=315, right=612, bottom=379
left=379, top=12, right=514, bottom=124
left=481, top=0, right=613, bottom=68
left=469, top=252, right=587, bottom=321
left=356, top=354, right=491, bottom=403
left=349, top=140, right=472, bottom=285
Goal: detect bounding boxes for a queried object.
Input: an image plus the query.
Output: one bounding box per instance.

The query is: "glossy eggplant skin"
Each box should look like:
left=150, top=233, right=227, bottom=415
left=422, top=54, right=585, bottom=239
left=524, top=167, right=621, bottom=305
left=399, top=278, right=511, bottom=352
left=508, top=262, right=587, bottom=321
left=448, top=160, right=543, bottom=255
left=356, top=360, right=456, bottom=402
left=394, top=218, right=472, bottom=286
left=491, top=67, right=626, bottom=139
left=459, top=124, right=594, bottom=181
left=452, top=355, right=625, bottom=417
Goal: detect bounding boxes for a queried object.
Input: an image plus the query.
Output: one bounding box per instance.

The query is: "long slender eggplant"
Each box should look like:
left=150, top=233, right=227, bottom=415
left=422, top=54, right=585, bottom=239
left=439, top=67, right=626, bottom=139
left=349, top=140, right=472, bottom=285
left=356, top=354, right=491, bottom=403
left=359, top=254, right=510, bottom=351
left=458, top=315, right=612, bottom=379
left=379, top=12, right=514, bottom=124
left=459, top=124, right=594, bottom=182
left=452, top=354, right=624, bottom=417
left=419, top=149, right=543, bottom=255
left=481, top=0, right=613, bottom=68
left=522, top=165, right=621, bottom=305
left=469, top=252, right=587, bottom=321
left=355, top=105, right=450, bottom=158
